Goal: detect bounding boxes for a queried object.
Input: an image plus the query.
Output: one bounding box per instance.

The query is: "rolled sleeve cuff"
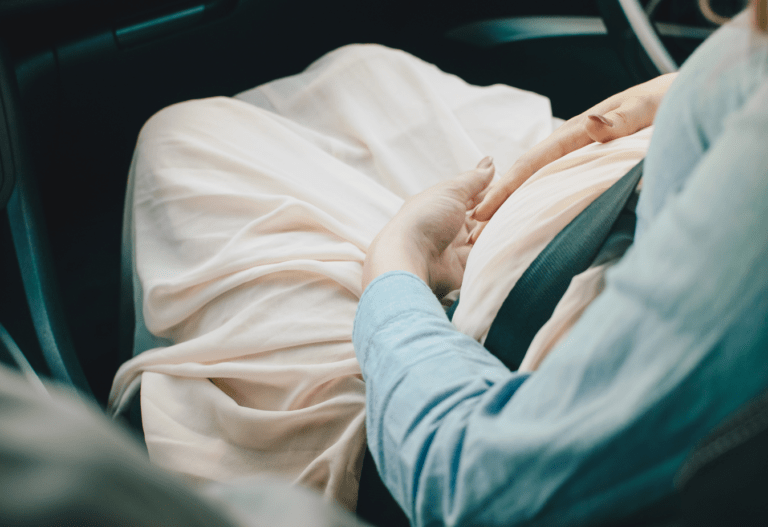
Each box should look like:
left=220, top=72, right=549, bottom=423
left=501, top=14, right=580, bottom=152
left=353, top=271, right=445, bottom=369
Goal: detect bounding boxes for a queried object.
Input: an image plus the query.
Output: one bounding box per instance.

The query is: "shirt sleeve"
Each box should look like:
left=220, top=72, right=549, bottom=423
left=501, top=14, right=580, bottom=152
left=353, top=79, right=768, bottom=527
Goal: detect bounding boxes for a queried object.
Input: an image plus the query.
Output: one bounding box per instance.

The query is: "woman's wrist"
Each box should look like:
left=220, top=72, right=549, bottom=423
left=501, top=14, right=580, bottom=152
left=362, top=160, right=494, bottom=295
left=363, top=224, right=430, bottom=292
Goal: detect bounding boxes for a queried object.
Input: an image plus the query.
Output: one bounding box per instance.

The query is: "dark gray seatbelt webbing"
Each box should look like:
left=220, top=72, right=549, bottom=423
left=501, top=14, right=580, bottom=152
left=455, top=160, right=644, bottom=371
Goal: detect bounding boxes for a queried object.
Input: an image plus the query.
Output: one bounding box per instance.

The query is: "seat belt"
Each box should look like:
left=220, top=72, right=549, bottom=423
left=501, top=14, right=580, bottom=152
left=449, top=159, right=644, bottom=371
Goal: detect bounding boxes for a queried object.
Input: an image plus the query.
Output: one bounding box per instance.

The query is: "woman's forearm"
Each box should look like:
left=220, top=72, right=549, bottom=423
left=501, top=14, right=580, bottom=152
left=515, top=73, right=677, bottom=178
left=472, top=73, right=677, bottom=224
left=504, top=116, right=594, bottom=188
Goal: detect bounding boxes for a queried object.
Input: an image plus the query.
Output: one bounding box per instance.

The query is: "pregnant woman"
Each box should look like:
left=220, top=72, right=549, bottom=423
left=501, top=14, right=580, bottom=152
left=110, top=2, right=767, bottom=525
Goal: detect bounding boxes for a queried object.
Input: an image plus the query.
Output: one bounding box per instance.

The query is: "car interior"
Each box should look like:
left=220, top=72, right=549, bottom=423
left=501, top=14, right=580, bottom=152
left=0, top=0, right=746, bottom=523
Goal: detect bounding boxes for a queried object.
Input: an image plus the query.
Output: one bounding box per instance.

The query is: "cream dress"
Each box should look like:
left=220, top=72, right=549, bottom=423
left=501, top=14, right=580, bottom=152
left=108, top=43, right=647, bottom=509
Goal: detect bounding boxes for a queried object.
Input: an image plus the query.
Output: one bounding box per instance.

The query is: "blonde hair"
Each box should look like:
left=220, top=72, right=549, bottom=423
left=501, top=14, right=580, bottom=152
left=756, top=0, right=768, bottom=31
left=698, top=0, right=733, bottom=24
left=698, top=0, right=768, bottom=30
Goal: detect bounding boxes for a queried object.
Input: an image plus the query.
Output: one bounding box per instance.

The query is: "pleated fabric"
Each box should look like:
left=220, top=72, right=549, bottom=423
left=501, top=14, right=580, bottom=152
left=108, top=44, right=555, bottom=509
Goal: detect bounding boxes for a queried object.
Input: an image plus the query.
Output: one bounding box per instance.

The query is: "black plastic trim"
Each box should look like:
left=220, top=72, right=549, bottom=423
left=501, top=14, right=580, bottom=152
left=116, top=4, right=206, bottom=47
left=115, top=0, right=238, bottom=48
left=0, top=322, right=49, bottom=396
left=0, top=45, right=16, bottom=211
left=0, top=0, right=91, bottom=17
left=6, top=185, right=94, bottom=398
left=447, top=16, right=608, bottom=47
left=2, top=45, right=93, bottom=398
left=446, top=16, right=715, bottom=49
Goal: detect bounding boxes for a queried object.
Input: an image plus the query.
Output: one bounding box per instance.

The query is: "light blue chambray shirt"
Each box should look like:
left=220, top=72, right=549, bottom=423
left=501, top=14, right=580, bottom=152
left=353, top=12, right=768, bottom=527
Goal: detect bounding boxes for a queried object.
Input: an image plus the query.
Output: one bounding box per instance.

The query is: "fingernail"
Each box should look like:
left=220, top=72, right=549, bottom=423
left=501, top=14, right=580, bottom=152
left=588, top=114, right=613, bottom=127
left=478, top=156, right=493, bottom=169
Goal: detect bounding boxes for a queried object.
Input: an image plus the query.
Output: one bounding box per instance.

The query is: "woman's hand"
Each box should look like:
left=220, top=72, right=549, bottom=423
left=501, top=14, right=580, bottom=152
left=467, top=73, right=677, bottom=243
left=362, top=157, right=495, bottom=298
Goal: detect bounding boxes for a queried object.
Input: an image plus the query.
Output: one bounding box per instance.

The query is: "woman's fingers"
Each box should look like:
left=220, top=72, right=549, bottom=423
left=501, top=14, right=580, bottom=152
left=453, top=156, right=495, bottom=207
left=471, top=96, right=650, bottom=223
left=585, top=73, right=676, bottom=144
left=586, top=95, right=656, bottom=143
left=466, top=184, right=491, bottom=210
left=471, top=164, right=528, bottom=222
left=466, top=220, right=487, bottom=244
left=468, top=75, right=676, bottom=227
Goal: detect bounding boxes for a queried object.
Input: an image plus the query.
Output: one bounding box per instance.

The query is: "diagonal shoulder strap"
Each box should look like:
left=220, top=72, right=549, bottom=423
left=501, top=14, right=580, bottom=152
left=479, top=159, right=644, bottom=370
